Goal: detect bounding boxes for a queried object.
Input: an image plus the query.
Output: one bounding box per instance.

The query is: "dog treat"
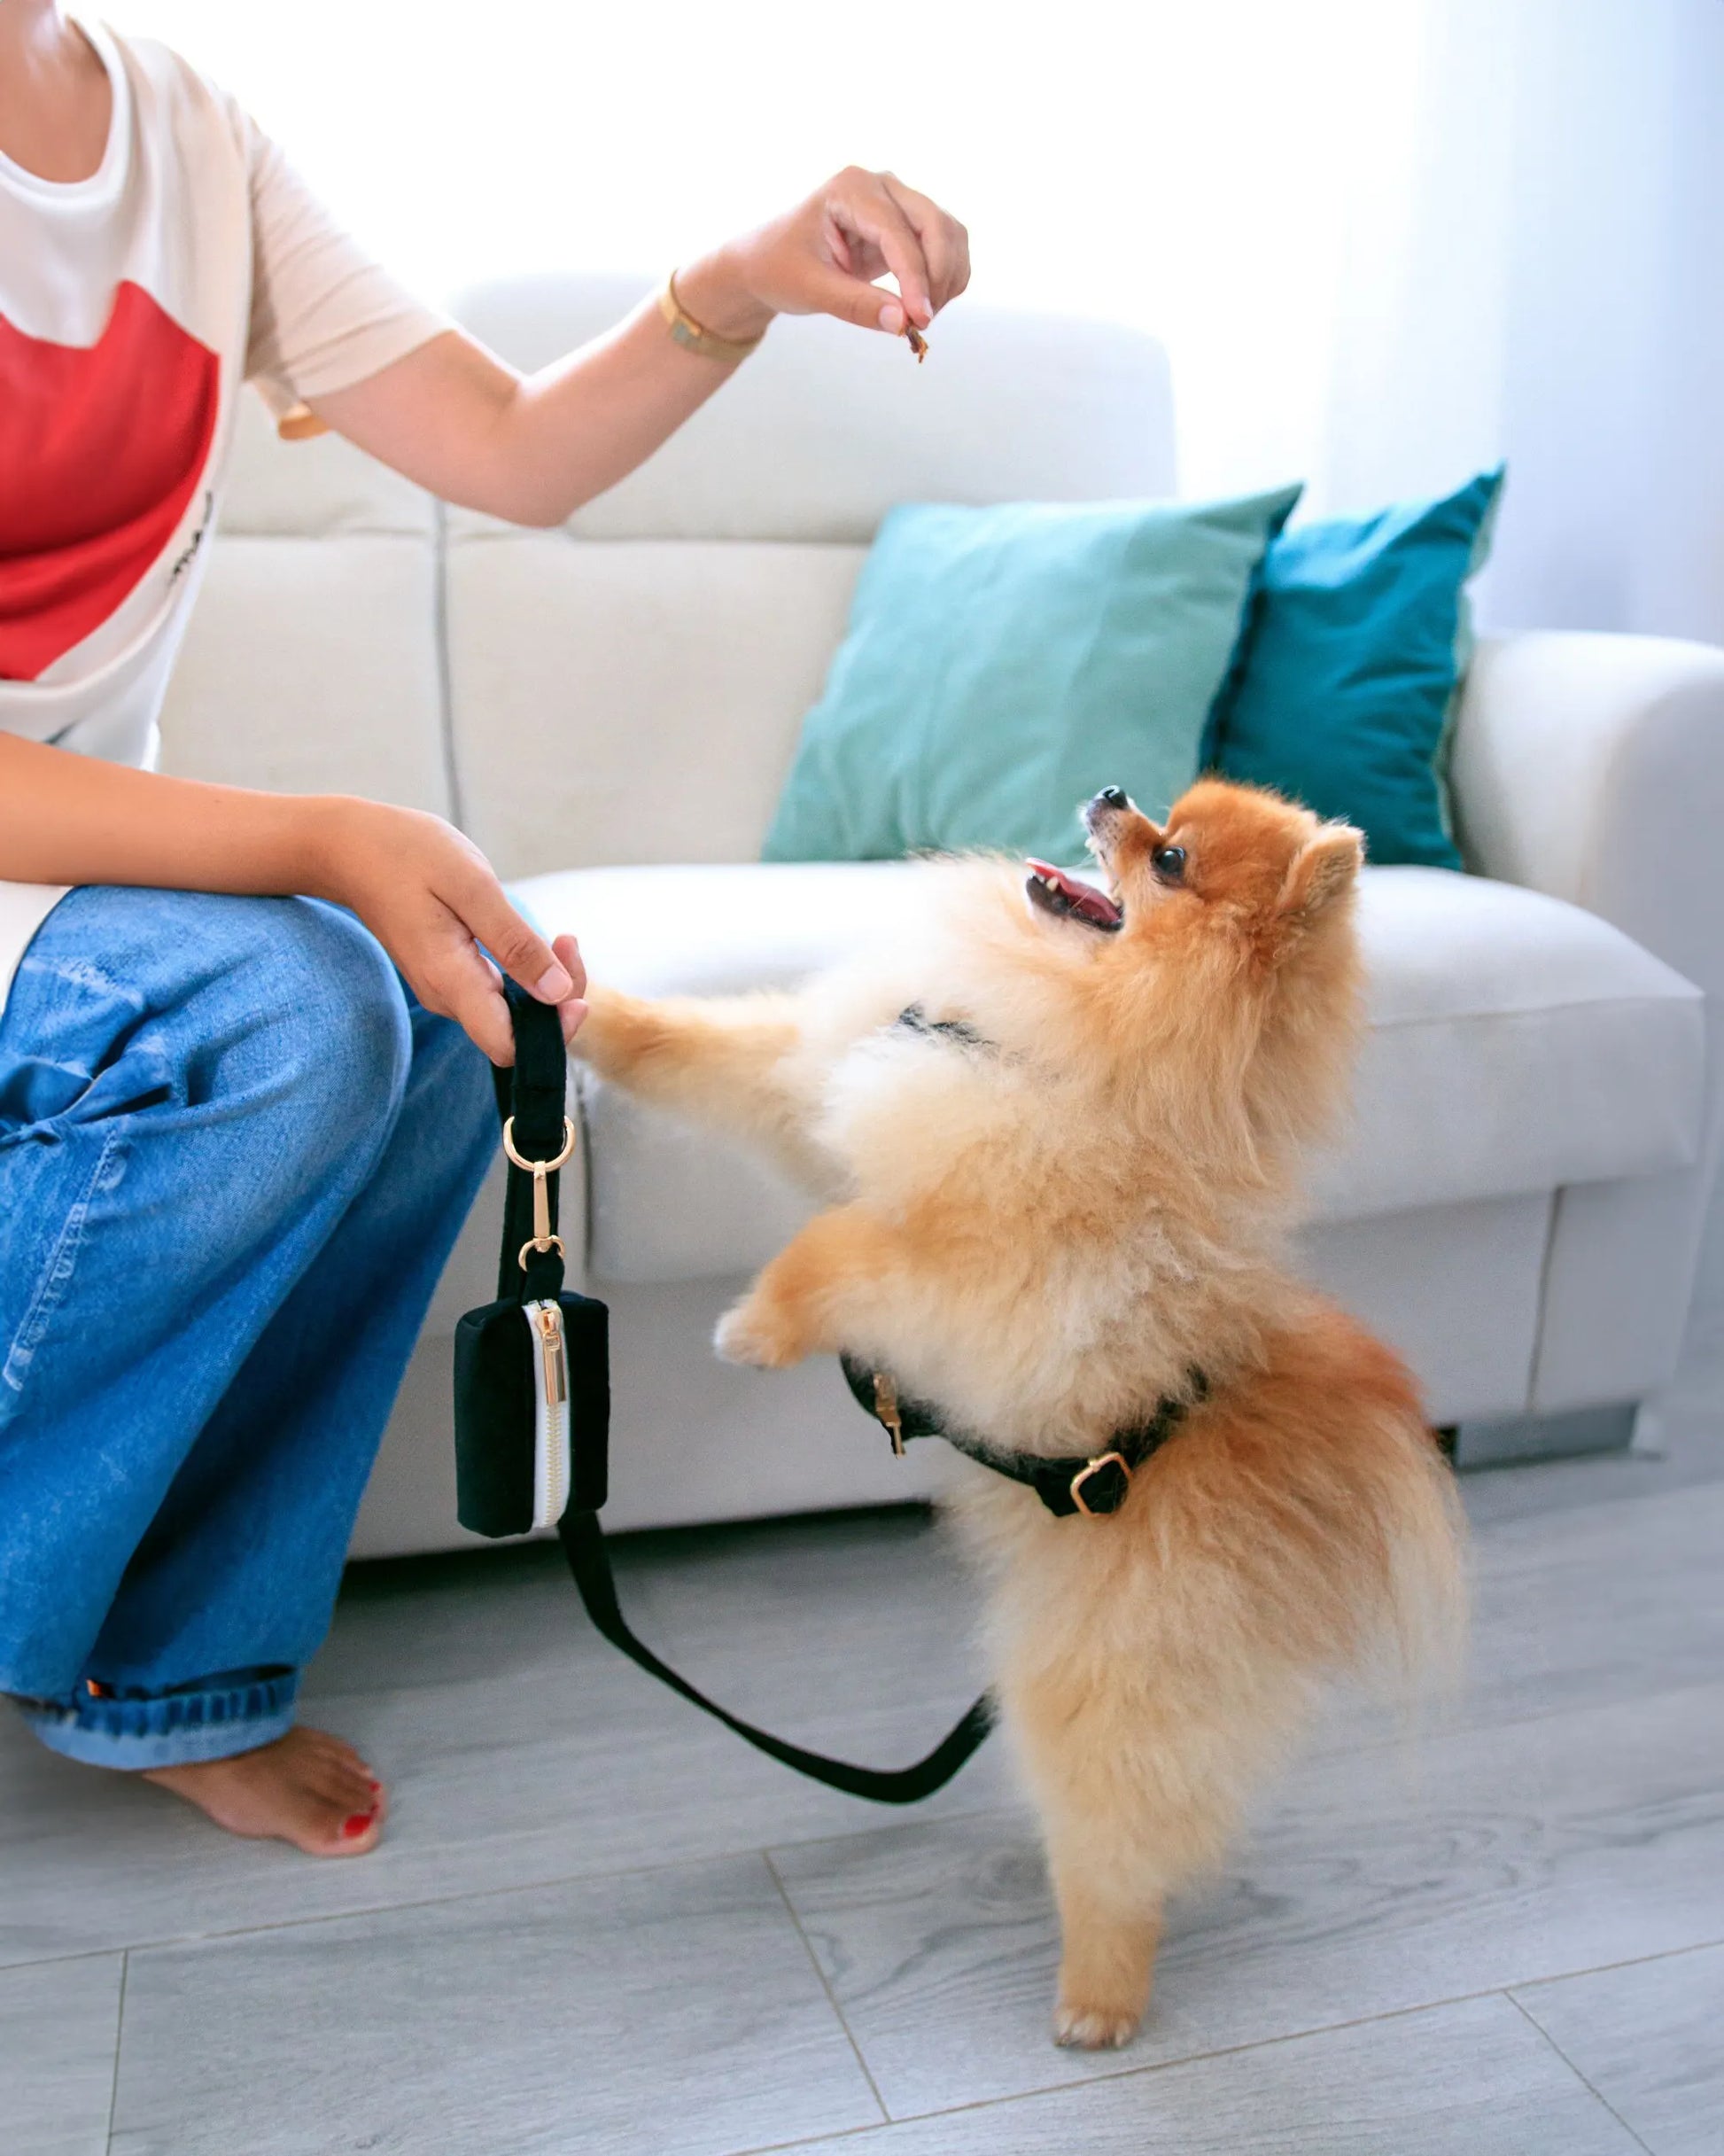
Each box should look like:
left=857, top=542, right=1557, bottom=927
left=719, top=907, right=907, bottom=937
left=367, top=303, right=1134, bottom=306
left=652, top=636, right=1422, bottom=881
left=904, top=323, right=928, bottom=362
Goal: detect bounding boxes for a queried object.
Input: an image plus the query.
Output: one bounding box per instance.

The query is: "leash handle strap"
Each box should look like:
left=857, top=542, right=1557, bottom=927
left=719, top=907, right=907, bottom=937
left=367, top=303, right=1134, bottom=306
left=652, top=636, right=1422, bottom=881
left=491, top=989, right=571, bottom=1307
left=495, top=985, right=994, bottom=1806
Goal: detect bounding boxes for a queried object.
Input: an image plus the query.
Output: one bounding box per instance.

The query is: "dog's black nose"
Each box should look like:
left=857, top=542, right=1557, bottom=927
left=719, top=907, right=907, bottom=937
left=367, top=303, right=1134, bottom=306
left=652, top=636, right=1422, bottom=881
left=1094, top=786, right=1130, bottom=810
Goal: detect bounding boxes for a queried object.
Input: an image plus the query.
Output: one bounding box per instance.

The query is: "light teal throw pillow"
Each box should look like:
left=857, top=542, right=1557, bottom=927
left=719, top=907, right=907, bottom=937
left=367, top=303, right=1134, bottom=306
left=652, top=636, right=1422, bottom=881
left=763, top=487, right=1302, bottom=866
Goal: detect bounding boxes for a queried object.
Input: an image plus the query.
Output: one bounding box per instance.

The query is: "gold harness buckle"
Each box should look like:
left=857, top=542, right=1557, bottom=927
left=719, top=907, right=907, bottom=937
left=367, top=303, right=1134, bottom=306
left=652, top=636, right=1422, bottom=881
left=501, top=1115, right=577, bottom=1270
left=873, top=1372, right=906, bottom=1458
left=1069, top=1451, right=1131, bottom=1518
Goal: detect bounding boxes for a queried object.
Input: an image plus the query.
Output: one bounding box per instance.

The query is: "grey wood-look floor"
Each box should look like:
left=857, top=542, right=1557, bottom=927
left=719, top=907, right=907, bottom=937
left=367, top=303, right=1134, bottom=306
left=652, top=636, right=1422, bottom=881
left=4, top=1428, right=1722, bottom=2156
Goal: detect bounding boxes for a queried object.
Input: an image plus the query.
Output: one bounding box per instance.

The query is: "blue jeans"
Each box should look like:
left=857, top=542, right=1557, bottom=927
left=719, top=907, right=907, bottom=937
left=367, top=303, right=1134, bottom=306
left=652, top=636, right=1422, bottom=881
left=0, top=888, right=496, bottom=1768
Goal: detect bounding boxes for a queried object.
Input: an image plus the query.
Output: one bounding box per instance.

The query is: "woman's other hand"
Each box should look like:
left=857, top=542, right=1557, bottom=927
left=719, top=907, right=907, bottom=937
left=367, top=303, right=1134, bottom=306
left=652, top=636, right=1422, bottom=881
left=674, top=169, right=970, bottom=346
left=303, top=798, right=586, bottom=1065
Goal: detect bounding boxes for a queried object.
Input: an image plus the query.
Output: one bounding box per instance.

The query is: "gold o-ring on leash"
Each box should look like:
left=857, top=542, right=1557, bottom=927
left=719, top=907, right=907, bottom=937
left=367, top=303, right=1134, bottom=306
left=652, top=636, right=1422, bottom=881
left=501, top=1116, right=576, bottom=1174
left=518, top=1234, right=567, bottom=1272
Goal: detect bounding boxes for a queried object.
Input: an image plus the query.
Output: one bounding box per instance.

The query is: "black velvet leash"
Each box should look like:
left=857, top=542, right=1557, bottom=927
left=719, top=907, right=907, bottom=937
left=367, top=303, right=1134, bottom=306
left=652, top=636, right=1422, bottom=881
left=491, top=985, right=996, bottom=1805
left=557, top=1510, right=995, bottom=1802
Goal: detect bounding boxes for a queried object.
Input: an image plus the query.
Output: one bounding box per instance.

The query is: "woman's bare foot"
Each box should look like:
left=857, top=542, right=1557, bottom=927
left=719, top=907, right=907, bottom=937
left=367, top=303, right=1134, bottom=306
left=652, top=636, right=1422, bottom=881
left=141, top=1727, right=387, bottom=1856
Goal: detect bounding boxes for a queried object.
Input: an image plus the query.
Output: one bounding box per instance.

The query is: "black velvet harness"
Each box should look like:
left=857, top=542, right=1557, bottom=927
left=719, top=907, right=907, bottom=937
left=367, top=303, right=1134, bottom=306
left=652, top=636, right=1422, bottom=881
left=840, top=1354, right=1207, bottom=1518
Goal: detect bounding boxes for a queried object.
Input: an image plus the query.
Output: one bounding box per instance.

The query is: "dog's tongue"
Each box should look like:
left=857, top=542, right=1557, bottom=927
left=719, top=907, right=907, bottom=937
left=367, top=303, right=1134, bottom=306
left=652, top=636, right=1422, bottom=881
left=1026, top=859, right=1123, bottom=930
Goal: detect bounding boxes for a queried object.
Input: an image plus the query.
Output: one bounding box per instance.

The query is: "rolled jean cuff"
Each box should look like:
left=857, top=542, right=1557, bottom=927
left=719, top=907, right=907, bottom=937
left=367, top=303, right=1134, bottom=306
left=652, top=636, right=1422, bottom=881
left=18, top=1666, right=300, bottom=1770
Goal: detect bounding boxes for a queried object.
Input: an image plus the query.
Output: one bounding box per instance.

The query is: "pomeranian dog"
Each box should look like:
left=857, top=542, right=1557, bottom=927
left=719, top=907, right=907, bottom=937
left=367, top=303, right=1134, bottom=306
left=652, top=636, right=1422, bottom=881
left=573, top=778, right=1465, bottom=2050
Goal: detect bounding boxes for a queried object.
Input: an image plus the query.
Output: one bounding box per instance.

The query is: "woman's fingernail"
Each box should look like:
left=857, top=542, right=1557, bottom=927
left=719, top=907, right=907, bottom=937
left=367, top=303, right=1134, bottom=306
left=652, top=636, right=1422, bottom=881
left=879, top=300, right=905, bottom=334
left=534, top=963, right=574, bottom=1001
left=341, top=1811, right=375, bottom=1839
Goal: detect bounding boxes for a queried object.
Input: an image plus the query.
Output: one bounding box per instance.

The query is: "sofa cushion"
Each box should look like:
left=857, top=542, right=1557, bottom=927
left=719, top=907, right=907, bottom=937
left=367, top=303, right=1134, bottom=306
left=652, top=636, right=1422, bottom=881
left=515, top=860, right=1707, bottom=1285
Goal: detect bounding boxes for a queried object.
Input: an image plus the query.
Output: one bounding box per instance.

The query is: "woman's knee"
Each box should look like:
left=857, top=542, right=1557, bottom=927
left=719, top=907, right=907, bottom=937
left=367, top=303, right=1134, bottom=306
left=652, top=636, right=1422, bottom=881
left=19, top=890, right=414, bottom=1143
left=4, top=891, right=398, bottom=1142
left=191, top=898, right=414, bottom=1129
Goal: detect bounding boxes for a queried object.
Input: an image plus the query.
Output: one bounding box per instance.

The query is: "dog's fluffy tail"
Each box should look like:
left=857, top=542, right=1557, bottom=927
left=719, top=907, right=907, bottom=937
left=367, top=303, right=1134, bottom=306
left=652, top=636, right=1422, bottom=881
left=982, top=1296, right=1465, bottom=1898
left=1157, top=1299, right=1467, bottom=1708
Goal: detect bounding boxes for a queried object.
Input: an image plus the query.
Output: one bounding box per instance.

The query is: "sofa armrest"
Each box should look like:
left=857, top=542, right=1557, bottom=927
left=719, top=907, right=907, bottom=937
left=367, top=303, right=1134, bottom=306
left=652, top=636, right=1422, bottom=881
left=1449, top=632, right=1724, bottom=1000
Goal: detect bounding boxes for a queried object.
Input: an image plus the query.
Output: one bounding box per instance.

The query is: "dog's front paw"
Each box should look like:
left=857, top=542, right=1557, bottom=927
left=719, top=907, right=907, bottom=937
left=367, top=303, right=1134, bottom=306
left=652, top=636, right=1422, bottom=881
left=713, top=1297, right=804, bottom=1369
left=1052, top=1997, right=1142, bottom=2051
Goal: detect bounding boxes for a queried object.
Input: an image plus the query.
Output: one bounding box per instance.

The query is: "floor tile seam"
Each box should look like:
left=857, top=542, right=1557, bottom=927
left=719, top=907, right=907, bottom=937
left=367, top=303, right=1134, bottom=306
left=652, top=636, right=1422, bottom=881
left=1242, top=1710, right=1724, bottom=1819
left=757, top=1792, right=1023, bottom=1862
left=274, top=1687, right=1724, bottom=1810
left=1294, top=1704, right=1720, bottom=1781
left=727, top=2122, right=888, bottom=2156
left=1506, top=1932, right=1724, bottom=1998
left=1462, top=1468, right=1724, bottom=1537
left=300, top=1673, right=991, bottom=1723
left=1297, top=1665, right=1724, bottom=1771
left=67, top=1925, right=1724, bottom=2153
left=311, top=1658, right=1724, bottom=1787
left=0, top=1942, right=132, bottom=1977
left=1503, top=1989, right=1657, bottom=2155
left=19, top=1867, right=1724, bottom=2001
left=103, top=1949, right=128, bottom=2156
left=763, top=1849, right=890, bottom=2129
left=11, top=1800, right=1022, bottom=1964
left=722, top=1981, right=1648, bottom=2150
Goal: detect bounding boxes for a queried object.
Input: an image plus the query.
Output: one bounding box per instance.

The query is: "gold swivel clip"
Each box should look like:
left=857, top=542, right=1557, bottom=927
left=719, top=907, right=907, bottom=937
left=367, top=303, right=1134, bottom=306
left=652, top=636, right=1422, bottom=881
left=501, top=1115, right=577, bottom=1272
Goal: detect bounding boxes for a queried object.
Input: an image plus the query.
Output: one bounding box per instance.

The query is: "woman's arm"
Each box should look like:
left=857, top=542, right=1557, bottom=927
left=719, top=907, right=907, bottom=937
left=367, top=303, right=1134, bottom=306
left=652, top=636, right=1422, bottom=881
left=307, top=168, right=969, bottom=527
left=0, top=735, right=585, bottom=1064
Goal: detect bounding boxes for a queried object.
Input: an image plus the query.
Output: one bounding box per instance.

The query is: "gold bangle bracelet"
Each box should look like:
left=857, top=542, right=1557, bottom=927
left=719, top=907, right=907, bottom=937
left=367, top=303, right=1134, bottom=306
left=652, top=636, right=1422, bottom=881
left=656, top=270, right=768, bottom=364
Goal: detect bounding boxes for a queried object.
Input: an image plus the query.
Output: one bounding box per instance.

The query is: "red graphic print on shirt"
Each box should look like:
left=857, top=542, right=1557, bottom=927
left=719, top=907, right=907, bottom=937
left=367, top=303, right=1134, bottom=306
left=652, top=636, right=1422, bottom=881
left=0, top=278, right=219, bottom=681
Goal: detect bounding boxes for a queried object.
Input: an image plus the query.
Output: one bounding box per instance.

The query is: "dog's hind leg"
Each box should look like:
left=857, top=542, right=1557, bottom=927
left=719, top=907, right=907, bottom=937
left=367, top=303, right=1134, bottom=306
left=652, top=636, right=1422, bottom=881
left=1008, top=1671, right=1179, bottom=2049
left=1002, top=1645, right=1271, bottom=2051
left=1046, top=1841, right=1164, bottom=2051
left=574, top=986, right=831, bottom=1186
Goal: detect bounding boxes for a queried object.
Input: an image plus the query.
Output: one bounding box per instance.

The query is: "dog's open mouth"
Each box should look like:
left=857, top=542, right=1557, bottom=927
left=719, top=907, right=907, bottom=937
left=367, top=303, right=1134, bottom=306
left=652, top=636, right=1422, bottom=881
left=1025, top=860, right=1123, bottom=933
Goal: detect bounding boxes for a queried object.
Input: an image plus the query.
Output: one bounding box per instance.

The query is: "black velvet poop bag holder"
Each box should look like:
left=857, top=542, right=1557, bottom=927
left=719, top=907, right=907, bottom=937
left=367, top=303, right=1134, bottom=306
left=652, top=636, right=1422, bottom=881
left=453, top=983, right=608, bottom=1540
left=451, top=986, right=993, bottom=1804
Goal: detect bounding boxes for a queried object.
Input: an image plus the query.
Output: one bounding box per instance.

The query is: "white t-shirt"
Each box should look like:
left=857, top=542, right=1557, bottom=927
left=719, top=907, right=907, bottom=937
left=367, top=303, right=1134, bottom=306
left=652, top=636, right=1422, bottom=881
left=0, top=17, right=447, bottom=1007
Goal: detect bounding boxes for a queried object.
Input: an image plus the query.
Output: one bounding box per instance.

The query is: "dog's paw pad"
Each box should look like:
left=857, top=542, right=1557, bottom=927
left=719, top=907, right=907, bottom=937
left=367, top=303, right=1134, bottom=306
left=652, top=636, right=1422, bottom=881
left=1052, top=2002, right=1140, bottom=2051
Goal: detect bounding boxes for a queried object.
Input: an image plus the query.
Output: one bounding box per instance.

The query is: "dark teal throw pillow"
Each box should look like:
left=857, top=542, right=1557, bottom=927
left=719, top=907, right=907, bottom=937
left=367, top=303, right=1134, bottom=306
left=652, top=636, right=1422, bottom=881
left=1208, top=469, right=1505, bottom=869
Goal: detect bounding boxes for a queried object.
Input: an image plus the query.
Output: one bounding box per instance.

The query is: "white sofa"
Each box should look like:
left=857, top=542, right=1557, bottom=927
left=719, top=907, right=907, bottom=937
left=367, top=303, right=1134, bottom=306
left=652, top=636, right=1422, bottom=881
left=154, top=276, right=1724, bottom=1558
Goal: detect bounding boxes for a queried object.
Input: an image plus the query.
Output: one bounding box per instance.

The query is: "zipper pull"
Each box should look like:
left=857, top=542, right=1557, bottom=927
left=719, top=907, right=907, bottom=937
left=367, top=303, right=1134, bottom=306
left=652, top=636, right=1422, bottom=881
left=536, top=1304, right=568, bottom=1407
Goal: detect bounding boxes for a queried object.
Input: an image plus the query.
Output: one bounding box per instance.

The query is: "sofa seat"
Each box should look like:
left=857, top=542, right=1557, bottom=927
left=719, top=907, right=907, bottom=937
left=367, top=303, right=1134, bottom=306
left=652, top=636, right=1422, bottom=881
left=515, top=860, right=1706, bottom=1286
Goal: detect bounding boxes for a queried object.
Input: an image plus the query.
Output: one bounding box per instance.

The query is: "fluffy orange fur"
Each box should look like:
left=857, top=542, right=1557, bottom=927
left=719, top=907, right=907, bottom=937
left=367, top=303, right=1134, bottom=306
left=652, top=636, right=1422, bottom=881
left=575, top=779, right=1466, bottom=2049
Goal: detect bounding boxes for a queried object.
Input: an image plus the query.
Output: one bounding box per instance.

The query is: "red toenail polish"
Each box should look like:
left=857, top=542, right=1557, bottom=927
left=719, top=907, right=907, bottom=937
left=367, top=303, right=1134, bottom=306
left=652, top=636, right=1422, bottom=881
left=341, top=1812, right=374, bottom=1838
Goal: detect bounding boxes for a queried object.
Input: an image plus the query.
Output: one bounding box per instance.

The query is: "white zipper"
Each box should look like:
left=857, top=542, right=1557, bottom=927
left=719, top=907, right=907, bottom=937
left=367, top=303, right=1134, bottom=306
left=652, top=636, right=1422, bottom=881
left=524, top=1298, right=570, bottom=1530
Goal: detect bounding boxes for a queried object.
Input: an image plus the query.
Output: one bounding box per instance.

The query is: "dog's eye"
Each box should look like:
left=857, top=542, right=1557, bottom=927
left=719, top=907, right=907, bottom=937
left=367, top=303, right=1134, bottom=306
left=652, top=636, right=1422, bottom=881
left=1153, top=844, right=1187, bottom=884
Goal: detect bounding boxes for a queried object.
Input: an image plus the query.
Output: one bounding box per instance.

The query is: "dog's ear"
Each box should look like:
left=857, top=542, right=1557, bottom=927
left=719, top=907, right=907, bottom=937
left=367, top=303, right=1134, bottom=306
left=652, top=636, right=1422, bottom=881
left=1274, top=824, right=1363, bottom=924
